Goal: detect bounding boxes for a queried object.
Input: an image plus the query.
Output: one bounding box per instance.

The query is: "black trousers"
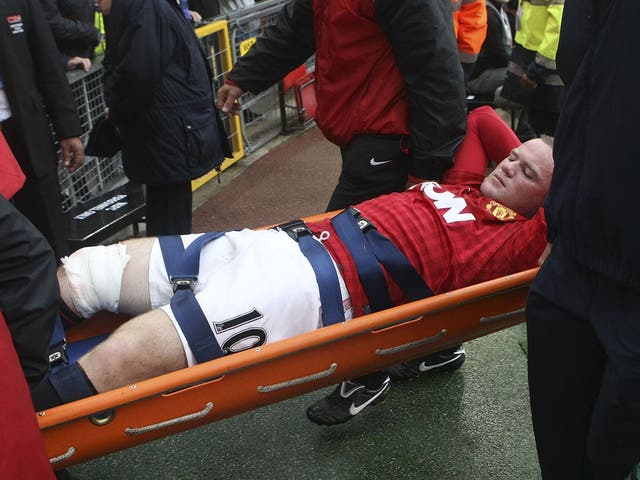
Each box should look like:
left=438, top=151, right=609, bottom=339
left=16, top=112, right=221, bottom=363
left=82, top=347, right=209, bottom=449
left=326, top=134, right=409, bottom=212
left=145, top=181, right=193, bottom=236
left=527, top=243, right=640, bottom=479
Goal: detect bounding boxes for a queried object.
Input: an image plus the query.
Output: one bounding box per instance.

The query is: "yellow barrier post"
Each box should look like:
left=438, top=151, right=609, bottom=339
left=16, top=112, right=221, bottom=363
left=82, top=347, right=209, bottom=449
left=192, top=20, right=245, bottom=190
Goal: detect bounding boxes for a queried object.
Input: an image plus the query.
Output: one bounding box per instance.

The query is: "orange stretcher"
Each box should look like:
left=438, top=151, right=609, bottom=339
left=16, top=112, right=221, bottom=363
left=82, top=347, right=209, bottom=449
left=38, top=264, right=538, bottom=471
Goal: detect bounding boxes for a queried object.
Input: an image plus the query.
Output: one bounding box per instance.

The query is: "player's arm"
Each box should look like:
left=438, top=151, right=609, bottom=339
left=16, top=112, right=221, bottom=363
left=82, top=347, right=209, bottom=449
left=442, top=106, right=519, bottom=183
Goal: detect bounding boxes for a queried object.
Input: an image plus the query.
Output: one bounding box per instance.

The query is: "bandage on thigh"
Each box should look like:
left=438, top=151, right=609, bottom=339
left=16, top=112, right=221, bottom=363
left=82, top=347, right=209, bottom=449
left=61, top=244, right=130, bottom=318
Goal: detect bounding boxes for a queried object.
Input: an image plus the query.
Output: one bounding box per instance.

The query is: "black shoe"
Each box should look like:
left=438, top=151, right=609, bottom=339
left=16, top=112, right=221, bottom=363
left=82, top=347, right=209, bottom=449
left=306, top=376, right=391, bottom=426
left=385, top=345, right=466, bottom=381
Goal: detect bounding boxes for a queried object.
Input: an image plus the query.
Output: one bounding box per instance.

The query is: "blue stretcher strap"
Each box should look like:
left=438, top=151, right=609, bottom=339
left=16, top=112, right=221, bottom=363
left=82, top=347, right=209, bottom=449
left=276, top=220, right=345, bottom=327
left=331, top=210, right=393, bottom=313
left=171, top=288, right=224, bottom=361
left=332, top=208, right=434, bottom=312
left=158, top=232, right=227, bottom=364
left=363, top=227, right=434, bottom=302
left=49, top=314, right=67, bottom=368
left=48, top=362, right=96, bottom=405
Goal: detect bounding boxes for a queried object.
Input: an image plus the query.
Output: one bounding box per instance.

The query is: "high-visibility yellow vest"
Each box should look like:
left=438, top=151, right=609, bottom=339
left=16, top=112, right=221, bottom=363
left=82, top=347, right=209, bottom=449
left=515, top=0, right=564, bottom=66
left=94, top=11, right=106, bottom=56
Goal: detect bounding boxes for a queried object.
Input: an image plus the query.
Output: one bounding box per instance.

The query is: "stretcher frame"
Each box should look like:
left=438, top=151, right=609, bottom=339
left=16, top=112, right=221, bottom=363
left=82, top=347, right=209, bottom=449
left=38, top=264, right=538, bottom=470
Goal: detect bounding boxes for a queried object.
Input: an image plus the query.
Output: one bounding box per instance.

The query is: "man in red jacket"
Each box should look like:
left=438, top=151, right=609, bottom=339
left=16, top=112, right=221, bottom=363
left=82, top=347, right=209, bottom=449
left=217, top=0, right=467, bottom=210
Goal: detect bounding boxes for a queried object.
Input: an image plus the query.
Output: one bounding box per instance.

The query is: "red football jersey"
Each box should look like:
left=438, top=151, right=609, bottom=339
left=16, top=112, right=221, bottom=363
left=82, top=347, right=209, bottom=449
left=308, top=109, right=546, bottom=316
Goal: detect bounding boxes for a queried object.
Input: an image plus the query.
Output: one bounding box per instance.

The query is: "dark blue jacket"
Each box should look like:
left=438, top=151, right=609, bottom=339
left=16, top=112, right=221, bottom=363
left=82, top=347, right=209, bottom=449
left=546, top=0, right=640, bottom=289
left=103, top=0, right=230, bottom=185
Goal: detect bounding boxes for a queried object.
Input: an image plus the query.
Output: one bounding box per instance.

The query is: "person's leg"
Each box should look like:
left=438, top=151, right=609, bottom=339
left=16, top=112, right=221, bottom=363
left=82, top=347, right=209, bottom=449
left=587, top=276, right=640, bottom=479
left=527, top=244, right=607, bottom=479
left=145, top=182, right=192, bottom=236
left=527, top=291, right=604, bottom=479
left=31, top=307, right=186, bottom=410
left=58, top=237, right=156, bottom=319
left=32, top=237, right=160, bottom=410
left=466, top=67, right=507, bottom=97
left=79, top=308, right=187, bottom=393
left=326, top=134, right=409, bottom=212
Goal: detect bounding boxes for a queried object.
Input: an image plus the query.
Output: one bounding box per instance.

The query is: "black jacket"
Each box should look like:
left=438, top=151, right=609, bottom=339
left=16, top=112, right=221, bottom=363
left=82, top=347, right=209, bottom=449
left=103, top=0, right=230, bottom=185
left=546, top=0, right=640, bottom=289
left=0, top=0, right=83, bottom=178
left=0, top=197, right=59, bottom=385
left=38, top=0, right=100, bottom=59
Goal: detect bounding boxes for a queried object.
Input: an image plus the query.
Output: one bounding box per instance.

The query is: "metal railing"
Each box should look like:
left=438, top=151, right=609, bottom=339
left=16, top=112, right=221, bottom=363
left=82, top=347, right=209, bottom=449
left=224, top=0, right=293, bottom=152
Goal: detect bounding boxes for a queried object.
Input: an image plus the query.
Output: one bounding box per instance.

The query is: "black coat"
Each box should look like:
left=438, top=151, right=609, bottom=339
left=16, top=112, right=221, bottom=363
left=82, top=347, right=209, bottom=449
left=38, top=0, right=101, bottom=59
left=0, top=196, right=59, bottom=385
left=0, top=0, right=82, bottom=178
left=103, top=0, right=230, bottom=185
left=546, top=0, right=640, bottom=289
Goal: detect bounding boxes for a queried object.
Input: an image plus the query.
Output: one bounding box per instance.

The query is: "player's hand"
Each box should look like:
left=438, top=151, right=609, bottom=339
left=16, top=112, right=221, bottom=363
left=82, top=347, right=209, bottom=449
left=216, top=83, right=243, bottom=117
left=538, top=242, right=552, bottom=265
left=59, top=137, right=85, bottom=173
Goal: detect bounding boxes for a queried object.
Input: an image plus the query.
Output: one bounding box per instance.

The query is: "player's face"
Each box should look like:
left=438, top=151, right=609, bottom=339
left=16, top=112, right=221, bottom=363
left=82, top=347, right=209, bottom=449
left=97, top=0, right=112, bottom=15
left=480, top=139, right=553, bottom=217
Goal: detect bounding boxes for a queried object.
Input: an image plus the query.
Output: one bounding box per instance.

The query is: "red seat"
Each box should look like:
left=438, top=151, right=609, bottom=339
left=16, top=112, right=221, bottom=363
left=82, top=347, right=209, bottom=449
left=282, top=64, right=308, bottom=93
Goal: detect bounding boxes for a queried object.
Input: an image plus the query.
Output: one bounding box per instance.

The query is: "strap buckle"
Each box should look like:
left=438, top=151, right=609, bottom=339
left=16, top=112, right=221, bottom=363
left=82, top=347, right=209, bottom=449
left=349, top=207, right=376, bottom=232
left=49, top=347, right=67, bottom=366
left=170, top=276, right=197, bottom=292
left=276, top=219, right=312, bottom=242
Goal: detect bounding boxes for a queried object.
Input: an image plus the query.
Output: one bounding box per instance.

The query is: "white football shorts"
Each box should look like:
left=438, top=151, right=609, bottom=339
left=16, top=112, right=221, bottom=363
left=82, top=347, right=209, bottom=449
left=148, top=229, right=352, bottom=366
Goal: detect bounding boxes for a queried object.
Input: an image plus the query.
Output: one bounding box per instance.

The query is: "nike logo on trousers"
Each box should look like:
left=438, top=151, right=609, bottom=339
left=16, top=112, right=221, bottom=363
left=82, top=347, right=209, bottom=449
left=370, top=157, right=392, bottom=166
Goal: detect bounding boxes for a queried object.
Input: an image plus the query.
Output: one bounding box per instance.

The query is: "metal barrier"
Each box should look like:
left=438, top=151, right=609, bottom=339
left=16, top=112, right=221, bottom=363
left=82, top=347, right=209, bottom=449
left=58, top=19, right=244, bottom=212
left=225, top=0, right=293, bottom=152
left=194, top=20, right=245, bottom=189
left=58, top=64, right=123, bottom=213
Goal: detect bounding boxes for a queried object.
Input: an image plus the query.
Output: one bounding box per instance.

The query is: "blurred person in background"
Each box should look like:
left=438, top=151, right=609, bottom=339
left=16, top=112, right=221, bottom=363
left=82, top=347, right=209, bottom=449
left=0, top=0, right=85, bottom=259
left=98, top=0, right=230, bottom=235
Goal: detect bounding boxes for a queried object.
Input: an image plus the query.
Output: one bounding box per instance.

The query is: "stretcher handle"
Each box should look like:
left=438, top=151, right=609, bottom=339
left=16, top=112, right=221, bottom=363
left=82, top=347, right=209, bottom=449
left=50, top=446, right=76, bottom=464
left=257, top=362, right=338, bottom=393
left=479, top=308, right=525, bottom=323
left=124, top=401, right=214, bottom=436
left=376, top=329, right=447, bottom=356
